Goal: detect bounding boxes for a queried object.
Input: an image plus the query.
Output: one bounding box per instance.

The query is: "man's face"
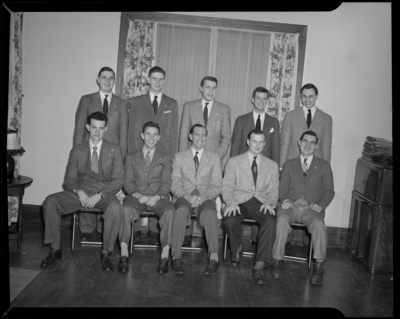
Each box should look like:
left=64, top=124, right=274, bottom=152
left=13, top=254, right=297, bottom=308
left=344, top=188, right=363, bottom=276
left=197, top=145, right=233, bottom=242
left=148, top=72, right=165, bottom=94
left=141, top=126, right=160, bottom=150
left=298, top=134, right=318, bottom=157
left=97, top=71, right=115, bottom=94
left=247, top=133, right=266, bottom=156
left=252, top=92, right=269, bottom=113
left=300, top=88, right=319, bottom=109
left=200, top=80, right=217, bottom=102
left=189, top=126, right=207, bottom=151
left=86, top=119, right=107, bottom=143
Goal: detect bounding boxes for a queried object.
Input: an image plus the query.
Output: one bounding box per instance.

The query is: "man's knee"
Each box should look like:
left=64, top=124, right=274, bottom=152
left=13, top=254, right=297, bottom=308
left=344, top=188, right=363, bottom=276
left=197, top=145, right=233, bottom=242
left=309, top=219, right=327, bottom=232
left=223, top=216, right=239, bottom=229
left=276, top=216, right=290, bottom=232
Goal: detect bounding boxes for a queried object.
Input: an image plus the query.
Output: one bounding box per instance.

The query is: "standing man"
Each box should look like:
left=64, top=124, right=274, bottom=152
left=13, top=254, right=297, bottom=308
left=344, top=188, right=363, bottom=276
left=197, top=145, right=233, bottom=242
left=171, top=124, right=222, bottom=276
left=222, top=129, right=279, bottom=285
left=73, top=66, right=128, bottom=240
left=41, top=112, right=124, bottom=272
left=127, top=66, right=179, bottom=245
left=118, top=121, right=174, bottom=273
left=271, top=131, right=335, bottom=285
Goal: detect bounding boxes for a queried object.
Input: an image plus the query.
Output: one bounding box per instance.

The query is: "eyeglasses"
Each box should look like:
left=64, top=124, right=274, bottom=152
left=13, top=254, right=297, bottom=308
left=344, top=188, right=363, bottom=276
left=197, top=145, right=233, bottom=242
left=301, top=139, right=317, bottom=147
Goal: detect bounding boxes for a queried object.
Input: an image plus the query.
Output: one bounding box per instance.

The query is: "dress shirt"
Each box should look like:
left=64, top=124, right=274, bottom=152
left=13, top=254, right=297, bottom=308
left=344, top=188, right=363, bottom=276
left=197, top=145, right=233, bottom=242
left=142, top=146, right=156, bottom=162
left=300, top=154, right=314, bottom=167
left=89, top=139, right=103, bottom=160
left=202, top=99, right=214, bottom=117
left=191, top=147, right=204, bottom=162
left=302, top=105, right=316, bottom=120
left=99, top=91, right=112, bottom=106
left=253, top=111, right=266, bottom=130
left=247, top=151, right=261, bottom=166
left=150, top=91, right=163, bottom=107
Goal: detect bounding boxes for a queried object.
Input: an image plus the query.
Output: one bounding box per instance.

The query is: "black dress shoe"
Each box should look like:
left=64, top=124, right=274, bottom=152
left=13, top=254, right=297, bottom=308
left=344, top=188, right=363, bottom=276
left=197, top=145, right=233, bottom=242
left=310, top=261, right=325, bottom=285
left=40, top=249, right=62, bottom=268
left=101, top=252, right=113, bottom=272
left=270, top=259, right=283, bottom=279
left=252, top=268, right=267, bottom=285
left=230, top=250, right=243, bottom=267
left=148, top=231, right=160, bottom=246
left=183, top=235, right=192, bottom=246
left=80, top=232, right=93, bottom=241
left=118, top=256, right=129, bottom=273
left=156, top=258, right=169, bottom=274
left=204, top=260, right=219, bottom=276
left=171, top=258, right=184, bottom=275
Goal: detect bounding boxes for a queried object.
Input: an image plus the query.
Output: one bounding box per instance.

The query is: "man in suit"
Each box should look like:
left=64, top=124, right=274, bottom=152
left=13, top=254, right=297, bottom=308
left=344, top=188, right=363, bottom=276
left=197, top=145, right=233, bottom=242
left=178, top=76, right=231, bottom=243
left=127, top=66, right=179, bottom=245
left=73, top=66, right=128, bottom=240
left=118, top=121, right=174, bottom=273
left=171, top=124, right=222, bottom=276
left=41, top=112, right=124, bottom=272
left=230, top=86, right=280, bottom=245
left=222, top=129, right=279, bottom=285
left=271, top=131, right=335, bottom=285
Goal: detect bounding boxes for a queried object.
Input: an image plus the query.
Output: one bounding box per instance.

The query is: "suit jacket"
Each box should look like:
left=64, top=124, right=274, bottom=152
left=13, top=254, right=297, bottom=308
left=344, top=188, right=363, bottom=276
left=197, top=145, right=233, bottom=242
left=222, top=152, right=279, bottom=207
left=178, top=99, right=231, bottom=159
left=279, top=156, right=335, bottom=214
left=230, top=111, right=280, bottom=163
left=124, top=147, right=172, bottom=199
left=127, top=93, right=179, bottom=156
left=171, top=148, right=222, bottom=201
left=63, top=140, right=124, bottom=197
left=73, top=92, right=128, bottom=158
left=280, top=106, right=332, bottom=167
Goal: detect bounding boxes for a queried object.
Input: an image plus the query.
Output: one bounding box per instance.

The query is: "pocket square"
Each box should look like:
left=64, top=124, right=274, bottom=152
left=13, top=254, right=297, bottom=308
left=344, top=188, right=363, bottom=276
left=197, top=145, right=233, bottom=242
left=269, top=127, right=274, bottom=133
left=164, top=110, right=171, bottom=114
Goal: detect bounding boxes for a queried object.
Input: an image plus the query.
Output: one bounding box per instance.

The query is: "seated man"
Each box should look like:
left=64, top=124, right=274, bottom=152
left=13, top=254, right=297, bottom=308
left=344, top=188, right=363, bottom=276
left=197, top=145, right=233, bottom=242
left=171, top=124, right=222, bottom=276
left=222, top=129, right=279, bottom=285
left=270, top=130, right=335, bottom=285
left=41, top=111, right=124, bottom=272
left=119, top=121, right=174, bottom=274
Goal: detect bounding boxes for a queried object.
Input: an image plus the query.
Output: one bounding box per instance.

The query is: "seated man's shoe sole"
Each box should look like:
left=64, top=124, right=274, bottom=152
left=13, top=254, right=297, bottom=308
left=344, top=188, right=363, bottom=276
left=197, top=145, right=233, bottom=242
left=230, top=250, right=243, bottom=267
left=118, top=256, right=129, bottom=273
left=40, top=249, right=62, bottom=268
left=101, top=252, right=114, bottom=272
left=148, top=231, right=160, bottom=246
left=157, top=258, right=169, bottom=274
left=171, top=258, right=184, bottom=275
left=204, top=260, right=219, bottom=276
left=270, top=259, right=283, bottom=280
left=252, top=268, right=267, bottom=285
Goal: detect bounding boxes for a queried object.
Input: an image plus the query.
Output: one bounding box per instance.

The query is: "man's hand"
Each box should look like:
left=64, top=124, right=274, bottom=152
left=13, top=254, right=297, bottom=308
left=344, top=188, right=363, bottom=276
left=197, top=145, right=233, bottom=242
left=135, top=193, right=148, bottom=204
left=76, top=190, right=89, bottom=207
left=310, top=204, right=322, bottom=213
left=184, top=195, right=199, bottom=207
left=281, top=200, right=293, bottom=210
left=223, top=202, right=241, bottom=217
left=146, top=195, right=160, bottom=207
left=260, top=204, right=275, bottom=215
left=83, top=193, right=101, bottom=209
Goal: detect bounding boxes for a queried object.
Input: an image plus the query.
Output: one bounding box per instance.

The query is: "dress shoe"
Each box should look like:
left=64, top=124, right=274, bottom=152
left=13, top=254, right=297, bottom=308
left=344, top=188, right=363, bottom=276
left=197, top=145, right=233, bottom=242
left=204, top=260, right=219, bottom=276
left=309, top=261, right=325, bottom=285
left=118, top=256, right=129, bottom=273
left=183, top=235, right=192, bottom=246
left=132, top=231, right=142, bottom=242
left=156, top=258, right=169, bottom=274
left=171, top=258, right=184, bottom=275
left=148, top=231, right=160, bottom=246
left=101, top=252, right=113, bottom=272
left=270, top=259, right=283, bottom=279
left=230, top=250, right=243, bottom=267
left=40, top=248, right=62, bottom=268
left=80, top=232, right=93, bottom=241
left=252, top=268, right=267, bottom=285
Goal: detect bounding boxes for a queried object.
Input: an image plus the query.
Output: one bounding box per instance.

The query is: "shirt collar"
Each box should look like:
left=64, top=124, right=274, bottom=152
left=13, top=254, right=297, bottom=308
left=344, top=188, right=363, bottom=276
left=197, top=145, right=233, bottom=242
left=300, top=154, right=313, bottom=165
left=202, top=99, right=214, bottom=109
left=150, top=91, right=163, bottom=103
left=89, top=139, right=103, bottom=153
left=302, top=105, right=317, bottom=118
left=191, top=147, right=204, bottom=159
left=253, top=110, right=265, bottom=120
left=247, top=151, right=260, bottom=165
left=143, top=146, right=156, bottom=159
left=99, top=91, right=111, bottom=102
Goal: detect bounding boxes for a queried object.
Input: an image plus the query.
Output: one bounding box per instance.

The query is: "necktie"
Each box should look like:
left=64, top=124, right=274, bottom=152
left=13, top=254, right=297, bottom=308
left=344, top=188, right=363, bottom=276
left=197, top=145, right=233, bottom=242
left=91, top=146, right=99, bottom=174
left=145, top=151, right=151, bottom=170
left=307, top=109, right=312, bottom=128
left=252, top=156, right=257, bottom=186
left=203, top=103, right=209, bottom=126
left=153, top=95, right=158, bottom=115
left=194, top=151, right=199, bottom=173
left=256, top=115, right=261, bottom=130
left=103, top=95, right=109, bottom=115
left=303, top=158, right=308, bottom=175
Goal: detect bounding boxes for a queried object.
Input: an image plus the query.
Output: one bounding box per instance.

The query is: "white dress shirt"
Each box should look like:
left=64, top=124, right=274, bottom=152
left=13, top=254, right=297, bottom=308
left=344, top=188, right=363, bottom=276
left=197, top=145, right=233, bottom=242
left=202, top=99, right=214, bottom=117
left=252, top=111, right=266, bottom=129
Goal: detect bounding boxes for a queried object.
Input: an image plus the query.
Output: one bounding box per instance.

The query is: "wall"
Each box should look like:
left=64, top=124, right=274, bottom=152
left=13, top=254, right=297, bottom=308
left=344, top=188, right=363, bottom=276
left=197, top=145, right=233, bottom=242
left=20, top=4, right=392, bottom=228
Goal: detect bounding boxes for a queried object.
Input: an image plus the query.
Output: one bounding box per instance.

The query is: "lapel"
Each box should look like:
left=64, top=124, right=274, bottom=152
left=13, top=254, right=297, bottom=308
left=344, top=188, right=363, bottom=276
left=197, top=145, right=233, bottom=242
left=207, top=100, right=219, bottom=125
left=83, top=141, right=99, bottom=179
left=135, top=149, right=149, bottom=174
left=295, top=156, right=306, bottom=180
left=143, top=93, right=155, bottom=116
left=92, top=92, right=103, bottom=111
left=193, top=99, right=204, bottom=125
left=156, top=94, right=172, bottom=119
left=245, top=112, right=255, bottom=130
left=296, top=107, right=308, bottom=130
left=184, top=148, right=196, bottom=176
left=239, top=154, right=255, bottom=186
left=98, top=140, right=113, bottom=180
left=305, top=156, right=318, bottom=181
left=107, top=93, right=118, bottom=117
left=256, top=155, right=268, bottom=188
left=309, top=108, right=322, bottom=130
left=197, top=149, right=210, bottom=173
left=149, top=148, right=162, bottom=173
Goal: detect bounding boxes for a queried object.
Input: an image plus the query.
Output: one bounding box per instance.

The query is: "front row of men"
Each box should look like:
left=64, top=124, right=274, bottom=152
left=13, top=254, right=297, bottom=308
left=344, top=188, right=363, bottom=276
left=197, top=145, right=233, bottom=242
left=41, top=111, right=334, bottom=286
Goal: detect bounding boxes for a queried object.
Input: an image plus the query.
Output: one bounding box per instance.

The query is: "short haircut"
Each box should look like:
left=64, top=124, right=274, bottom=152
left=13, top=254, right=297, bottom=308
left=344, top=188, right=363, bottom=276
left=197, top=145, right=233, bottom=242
left=200, top=76, right=218, bottom=87
left=148, top=66, right=166, bottom=78
left=189, top=124, right=208, bottom=136
left=87, top=111, right=108, bottom=126
left=247, top=129, right=266, bottom=141
left=300, top=83, right=318, bottom=96
left=252, top=87, right=270, bottom=99
left=300, top=130, right=319, bottom=144
left=97, top=66, right=115, bottom=78
left=142, top=121, right=160, bottom=134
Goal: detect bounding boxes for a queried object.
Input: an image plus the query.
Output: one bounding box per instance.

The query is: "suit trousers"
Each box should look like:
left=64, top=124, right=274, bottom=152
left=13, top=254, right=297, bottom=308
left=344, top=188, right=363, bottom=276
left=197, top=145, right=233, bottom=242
left=43, top=191, right=122, bottom=252
left=121, top=196, right=174, bottom=249
left=223, top=197, right=277, bottom=263
left=272, top=197, right=327, bottom=261
left=172, top=198, right=218, bottom=257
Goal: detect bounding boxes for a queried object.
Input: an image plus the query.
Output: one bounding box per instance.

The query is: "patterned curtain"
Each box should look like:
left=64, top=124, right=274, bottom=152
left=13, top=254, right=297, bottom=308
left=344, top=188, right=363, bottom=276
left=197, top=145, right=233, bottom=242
left=122, top=19, right=156, bottom=102
left=8, top=13, right=24, bottom=226
left=266, top=33, right=299, bottom=129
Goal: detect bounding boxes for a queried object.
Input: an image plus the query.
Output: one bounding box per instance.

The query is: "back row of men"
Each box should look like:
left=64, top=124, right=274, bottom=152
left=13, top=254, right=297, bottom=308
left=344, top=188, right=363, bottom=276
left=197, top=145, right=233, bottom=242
left=40, top=66, right=334, bottom=286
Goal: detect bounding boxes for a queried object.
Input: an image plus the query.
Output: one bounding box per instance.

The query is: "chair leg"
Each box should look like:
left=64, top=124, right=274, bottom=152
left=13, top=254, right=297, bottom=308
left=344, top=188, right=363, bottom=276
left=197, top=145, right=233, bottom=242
left=130, top=222, right=134, bottom=256
left=308, top=235, right=313, bottom=271
left=223, top=234, right=228, bottom=262
left=72, top=212, right=76, bottom=253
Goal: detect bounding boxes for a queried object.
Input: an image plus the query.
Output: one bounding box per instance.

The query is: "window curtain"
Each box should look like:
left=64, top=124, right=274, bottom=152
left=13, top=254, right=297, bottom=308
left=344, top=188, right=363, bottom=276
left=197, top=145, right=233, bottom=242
left=8, top=12, right=23, bottom=225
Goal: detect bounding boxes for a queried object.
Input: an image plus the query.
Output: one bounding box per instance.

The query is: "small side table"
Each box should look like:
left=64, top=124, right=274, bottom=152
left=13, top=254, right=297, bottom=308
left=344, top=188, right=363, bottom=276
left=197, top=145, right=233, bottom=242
left=8, top=176, right=33, bottom=247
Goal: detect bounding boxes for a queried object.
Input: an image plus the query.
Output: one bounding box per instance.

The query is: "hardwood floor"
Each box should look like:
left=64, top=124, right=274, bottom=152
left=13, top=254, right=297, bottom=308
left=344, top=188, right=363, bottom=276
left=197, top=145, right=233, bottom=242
left=6, top=210, right=394, bottom=317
